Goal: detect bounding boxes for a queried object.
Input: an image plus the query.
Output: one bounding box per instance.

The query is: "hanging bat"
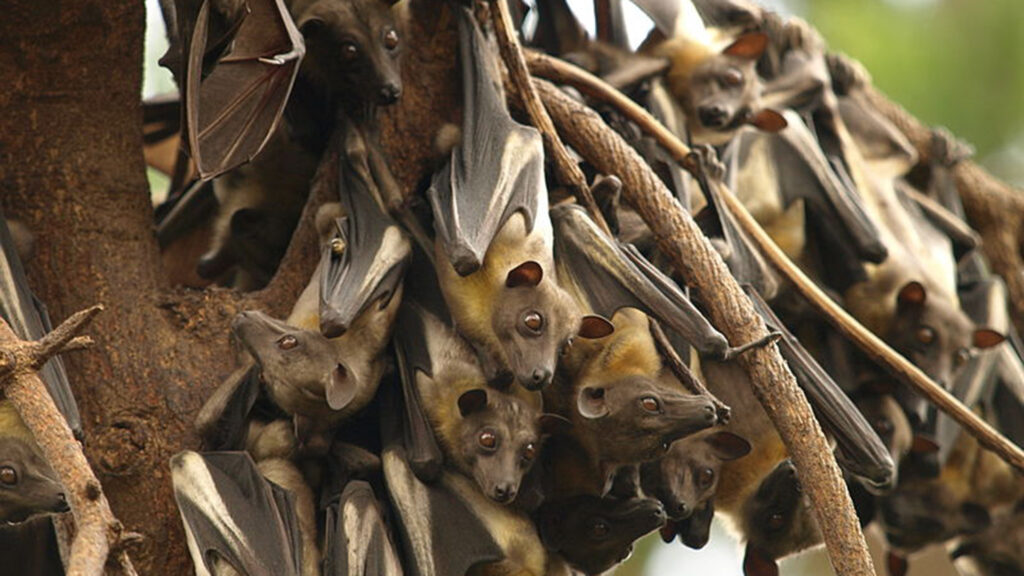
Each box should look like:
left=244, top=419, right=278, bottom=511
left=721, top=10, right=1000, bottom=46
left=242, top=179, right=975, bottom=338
left=319, top=154, right=411, bottom=338
left=0, top=401, right=68, bottom=524
left=379, top=374, right=546, bottom=576
left=428, top=6, right=579, bottom=391
left=171, top=450, right=314, bottom=576
left=394, top=259, right=565, bottom=504
left=0, top=212, right=81, bottom=439
left=952, top=504, right=1024, bottom=576
left=535, top=494, right=667, bottom=575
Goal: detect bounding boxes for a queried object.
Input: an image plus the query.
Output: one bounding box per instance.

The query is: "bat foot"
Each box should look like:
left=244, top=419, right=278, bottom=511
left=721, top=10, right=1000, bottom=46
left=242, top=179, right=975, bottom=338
left=686, top=144, right=726, bottom=182
left=722, top=331, right=782, bottom=361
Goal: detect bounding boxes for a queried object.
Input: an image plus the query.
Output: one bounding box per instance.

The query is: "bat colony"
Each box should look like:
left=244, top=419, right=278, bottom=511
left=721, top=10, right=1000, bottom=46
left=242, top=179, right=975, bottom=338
left=2, top=0, right=1022, bottom=575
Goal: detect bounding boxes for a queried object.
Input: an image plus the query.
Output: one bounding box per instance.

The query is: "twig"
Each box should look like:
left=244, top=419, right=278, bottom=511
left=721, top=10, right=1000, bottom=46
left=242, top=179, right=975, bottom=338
left=488, top=0, right=611, bottom=235
left=0, top=308, right=138, bottom=576
left=529, top=78, right=876, bottom=576
left=524, top=51, right=1024, bottom=475
left=648, top=318, right=731, bottom=423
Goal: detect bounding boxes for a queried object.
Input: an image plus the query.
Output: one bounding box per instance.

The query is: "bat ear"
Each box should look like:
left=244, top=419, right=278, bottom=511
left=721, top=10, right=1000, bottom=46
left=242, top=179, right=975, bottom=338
left=706, top=431, right=752, bottom=461
left=538, top=413, right=572, bottom=437
left=887, top=551, right=908, bottom=576
left=959, top=502, right=991, bottom=534
left=973, top=328, right=1005, bottom=349
left=748, top=109, right=787, bottom=133
left=722, top=32, right=768, bottom=60
left=577, top=387, right=609, bottom=419
left=659, top=520, right=679, bottom=543
left=911, top=434, right=939, bottom=454
left=458, top=389, right=489, bottom=417
left=506, top=261, right=544, bottom=288
left=896, top=281, right=927, bottom=310
left=324, top=363, right=357, bottom=410
left=578, top=315, right=615, bottom=339
left=743, top=544, right=779, bottom=576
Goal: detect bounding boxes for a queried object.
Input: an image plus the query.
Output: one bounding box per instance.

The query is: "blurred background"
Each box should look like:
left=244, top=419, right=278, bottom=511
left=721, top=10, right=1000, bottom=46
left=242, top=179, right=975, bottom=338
left=141, top=0, right=1023, bottom=573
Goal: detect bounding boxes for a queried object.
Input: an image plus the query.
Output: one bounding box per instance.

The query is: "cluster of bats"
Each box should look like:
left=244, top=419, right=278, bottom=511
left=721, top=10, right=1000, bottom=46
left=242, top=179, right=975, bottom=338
left=2, top=0, right=1023, bottom=576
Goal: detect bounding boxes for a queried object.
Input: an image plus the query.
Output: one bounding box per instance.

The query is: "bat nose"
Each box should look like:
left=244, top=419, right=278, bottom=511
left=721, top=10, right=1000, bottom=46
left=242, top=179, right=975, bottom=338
left=528, top=368, right=552, bottom=389
left=671, top=501, right=690, bottom=519
left=492, top=484, right=516, bottom=503
left=378, top=84, right=402, bottom=104
left=698, top=106, right=729, bottom=128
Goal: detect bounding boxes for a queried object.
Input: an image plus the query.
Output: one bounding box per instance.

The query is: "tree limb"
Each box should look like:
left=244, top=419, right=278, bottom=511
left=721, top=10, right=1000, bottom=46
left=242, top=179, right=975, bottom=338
left=524, top=51, right=1024, bottom=475
left=0, top=309, right=137, bottom=576
left=529, top=78, right=876, bottom=576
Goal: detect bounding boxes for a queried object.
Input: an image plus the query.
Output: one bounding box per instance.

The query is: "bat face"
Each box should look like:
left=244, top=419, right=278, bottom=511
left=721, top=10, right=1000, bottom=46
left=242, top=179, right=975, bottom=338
left=879, top=474, right=990, bottom=552
left=887, top=282, right=1004, bottom=427
left=953, top=508, right=1024, bottom=576
left=0, top=437, right=67, bottom=524
left=537, top=494, right=667, bottom=575
left=231, top=310, right=355, bottom=413
left=492, top=267, right=580, bottom=390
left=294, top=0, right=402, bottom=106
left=741, top=460, right=822, bottom=569
left=641, top=430, right=751, bottom=520
left=452, top=388, right=545, bottom=504
left=575, top=374, right=717, bottom=465
left=853, top=392, right=911, bottom=478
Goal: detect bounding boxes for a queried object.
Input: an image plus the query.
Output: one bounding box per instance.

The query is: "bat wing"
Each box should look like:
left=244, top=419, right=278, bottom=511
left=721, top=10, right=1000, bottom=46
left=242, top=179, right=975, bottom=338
left=427, top=6, right=545, bottom=276
left=0, top=213, right=82, bottom=438
left=171, top=451, right=303, bottom=576
left=380, top=385, right=505, bottom=576
left=988, top=330, right=1024, bottom=451
left=552, top=203, right=730, bottom=357
left=195, top=364, right=266, bottom=451
left=319, top=174, right=411, bottom=338
left=322, top=481, right=403, bottom=576
left=186, top=0, right=304, bottom=180
left=743, top=286, right=894, bottom=489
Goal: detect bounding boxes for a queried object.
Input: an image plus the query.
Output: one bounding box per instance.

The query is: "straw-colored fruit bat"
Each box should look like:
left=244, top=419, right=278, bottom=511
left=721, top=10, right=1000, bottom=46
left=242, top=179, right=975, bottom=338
left=428, top=5, right=579, bottom=391
left=0, top=401, right=68, bottom=525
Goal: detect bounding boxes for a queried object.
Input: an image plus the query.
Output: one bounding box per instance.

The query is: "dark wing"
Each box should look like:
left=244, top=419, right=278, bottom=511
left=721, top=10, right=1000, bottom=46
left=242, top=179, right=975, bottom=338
left=743, top=286, right=894, bottom=489
left=195, top=364, right=266, bottom=451
left=380, top=385, right=505, bottom=576
left=427, top=6, right=545, bottom=277
left=552, top=203, right=730, bottom=357
left=170, top=451, right=303, bottom=576
left=319, top=174, right=411, bottom=338
left=0, top=213, right=82, bottom=438
left=186, top=0, right=304, bottom=180
left=322, top=481, right=403, bottom=576
left=0, top=517, right=64, bottom=576
left=392, top=300, right=444, bottom=483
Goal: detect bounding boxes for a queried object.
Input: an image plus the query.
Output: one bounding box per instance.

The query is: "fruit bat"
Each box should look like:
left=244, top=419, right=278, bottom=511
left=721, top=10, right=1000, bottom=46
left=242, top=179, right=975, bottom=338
left=171, top=450, right=307, bottom=576
left=535, top=494, right=667, bottom=575
left=0, top=401, right=68, bottom=524
left=953, top=504, right=1024, bottom=576
left=380, top=374, right=546, bottom=576
left=319, top=154, right=411, bottom=339
left=551, top=202, right=733, bottom=358
left=0, top=212, right=81, bottom=439
left=186, top=0, right=305, bottom=180
left=740, top=459, right=822, bottom=576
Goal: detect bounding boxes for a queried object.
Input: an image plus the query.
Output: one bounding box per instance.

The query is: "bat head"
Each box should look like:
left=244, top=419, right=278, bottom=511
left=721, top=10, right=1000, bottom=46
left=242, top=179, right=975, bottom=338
left=740, top=459, right=822, bottom=574
left=641, top=430, right=750, bottom=520
left=879, top=471, right=991, bottom=553
left=493, top=261, right=581, bottom=391
left=574, top=373, right=717, bottom=465
left=662, top=499, right=717, bottom=549
left=853, top=392, right=912, bottom=486
left=888, top=281, right=1004, bottom=428
left=452, top=388, right=564, bottom=504
left=658, top=32, right=785, bottom=145
left=231, top=310, right=356, bottom=413
left=952, top=505, right=1024, bottom=576
left=0, top=437, right=68, bottom=524
left=537, top=494, right=666, bottom=575
left=294, top=0, right=403, bottom=106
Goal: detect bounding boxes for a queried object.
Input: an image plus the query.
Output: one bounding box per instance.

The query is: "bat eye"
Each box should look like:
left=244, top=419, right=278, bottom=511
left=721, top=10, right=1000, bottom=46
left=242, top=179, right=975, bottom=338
left=916, top=326, right=936, bottom=345
left=698, top=467, right=715, bottom=488
left=478, top=430, right=498, bottom=451
left=522, top=443, right=537, bottom=462
left=723, top=67, right=743, bottom=86
left=0, top=467, right=17, bottom=486
left=768, top=512, right=785, bottom=530
left=383, top=29, right=399, bottom=51
left=640, top=396, right=660, bottom=413
left=954, top=347, right=971, bottom=367
left=341, top=42, right=359, bottom=61
left=874, top=417, right=894, bottom=435
left=277, top=335, right=298, bottom=350
left=590, top=520, right=611, bottom=539
left=522, top=311, right=544, bottom=334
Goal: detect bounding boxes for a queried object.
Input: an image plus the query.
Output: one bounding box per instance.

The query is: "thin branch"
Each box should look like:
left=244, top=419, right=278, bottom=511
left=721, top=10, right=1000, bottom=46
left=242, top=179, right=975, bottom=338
left=648, top=318, right=731, bottom=423
left=524, top=51, right=1024, bottom=475
left=0, top=309, right=137, bottom=576
left=488, top=0, right=611, bottom=235
left=529, top=78, right=876, bottom=576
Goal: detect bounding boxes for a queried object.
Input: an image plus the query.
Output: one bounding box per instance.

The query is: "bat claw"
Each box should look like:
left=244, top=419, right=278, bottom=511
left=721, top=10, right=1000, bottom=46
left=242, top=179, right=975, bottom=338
left=722, top=331, right=782, bottom=361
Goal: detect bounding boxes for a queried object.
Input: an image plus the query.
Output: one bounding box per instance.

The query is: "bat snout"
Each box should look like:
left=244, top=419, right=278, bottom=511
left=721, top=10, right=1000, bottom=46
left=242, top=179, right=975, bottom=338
left=377, top=83, right=402, bottom=105
left=697, top=105, right=731, bottom=129
left=491, top=483, right=517, bottom=504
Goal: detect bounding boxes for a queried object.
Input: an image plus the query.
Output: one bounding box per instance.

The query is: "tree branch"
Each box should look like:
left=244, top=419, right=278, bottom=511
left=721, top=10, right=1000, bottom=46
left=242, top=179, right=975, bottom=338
left=524, top=52, right=1024, bottom=475
left=0, top=309, right=137, bottom=576
left=528, top=78, right=876, bottom=576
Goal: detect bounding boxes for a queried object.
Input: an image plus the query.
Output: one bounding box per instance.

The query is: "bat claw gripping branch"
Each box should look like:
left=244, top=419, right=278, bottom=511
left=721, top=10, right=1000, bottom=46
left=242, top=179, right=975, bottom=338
left=722, top=331, right=783, bottom=361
